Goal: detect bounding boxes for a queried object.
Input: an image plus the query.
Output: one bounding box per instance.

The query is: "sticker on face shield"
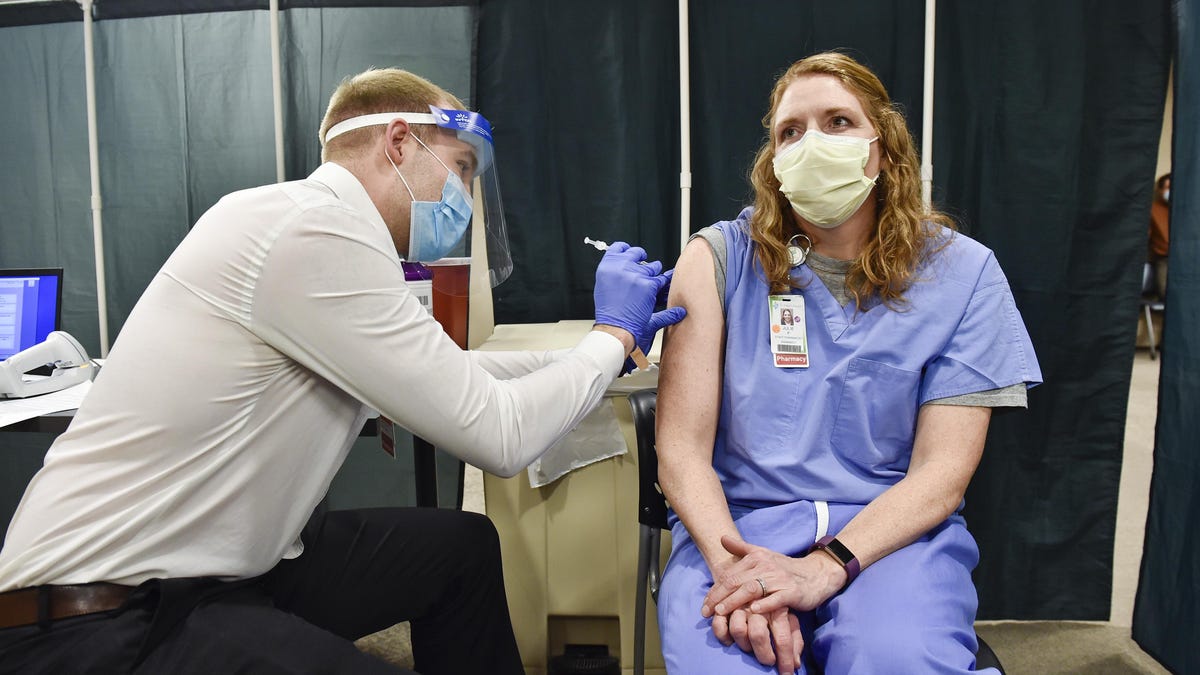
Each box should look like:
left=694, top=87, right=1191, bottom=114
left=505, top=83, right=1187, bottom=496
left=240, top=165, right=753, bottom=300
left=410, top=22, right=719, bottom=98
left=428, top=105, right=495, bottom=173
left=429, top=106, right=493, bottom=143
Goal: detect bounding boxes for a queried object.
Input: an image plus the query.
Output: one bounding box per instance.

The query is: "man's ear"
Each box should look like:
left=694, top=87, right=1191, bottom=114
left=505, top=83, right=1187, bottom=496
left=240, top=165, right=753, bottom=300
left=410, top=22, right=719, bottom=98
left=383, top=119, right=410, bottom=166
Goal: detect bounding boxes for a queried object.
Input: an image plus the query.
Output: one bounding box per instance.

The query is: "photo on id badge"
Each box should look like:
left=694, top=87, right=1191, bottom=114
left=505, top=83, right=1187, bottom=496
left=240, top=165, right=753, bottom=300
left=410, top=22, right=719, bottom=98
left=769, top=295, right=808, bottom=368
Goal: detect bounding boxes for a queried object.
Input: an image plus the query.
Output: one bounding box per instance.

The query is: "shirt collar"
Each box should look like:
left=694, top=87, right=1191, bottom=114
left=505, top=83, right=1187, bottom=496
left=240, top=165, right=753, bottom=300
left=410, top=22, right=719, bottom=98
left=307, top=162, right=389, bottom=235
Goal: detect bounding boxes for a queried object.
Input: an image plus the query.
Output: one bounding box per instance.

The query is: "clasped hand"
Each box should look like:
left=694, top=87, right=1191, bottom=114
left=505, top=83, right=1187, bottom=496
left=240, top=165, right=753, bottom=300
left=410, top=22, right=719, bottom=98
left=593, top=242, right=685, bottom=366
left=701, top=536, right=845, bottom=674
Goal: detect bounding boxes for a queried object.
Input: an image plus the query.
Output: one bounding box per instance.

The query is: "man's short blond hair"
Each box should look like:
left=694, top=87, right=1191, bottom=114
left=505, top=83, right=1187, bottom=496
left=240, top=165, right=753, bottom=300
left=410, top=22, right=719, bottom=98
left=319, top=68, right=465, bottom=163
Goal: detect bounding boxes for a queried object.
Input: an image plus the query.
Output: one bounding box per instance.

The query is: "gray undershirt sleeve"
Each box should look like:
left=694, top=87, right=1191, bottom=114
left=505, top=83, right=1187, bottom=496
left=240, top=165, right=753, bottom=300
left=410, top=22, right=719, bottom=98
left=691, top=226, right=727, bottom=315
left=926, top=383, right=1028, bottom=408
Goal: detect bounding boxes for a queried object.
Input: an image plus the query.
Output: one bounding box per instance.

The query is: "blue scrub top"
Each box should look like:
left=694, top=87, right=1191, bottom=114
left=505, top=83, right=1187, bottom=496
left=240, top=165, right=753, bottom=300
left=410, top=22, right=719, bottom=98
left=712, top=209, right=1042, bottom=508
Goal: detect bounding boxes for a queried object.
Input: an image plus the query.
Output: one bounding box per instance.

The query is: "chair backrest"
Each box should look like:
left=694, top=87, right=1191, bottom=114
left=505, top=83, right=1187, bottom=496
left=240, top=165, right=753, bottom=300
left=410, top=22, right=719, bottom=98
left=628, top=388, right=669, bottom=531
left=1141, top=262, right=1157, bottom=296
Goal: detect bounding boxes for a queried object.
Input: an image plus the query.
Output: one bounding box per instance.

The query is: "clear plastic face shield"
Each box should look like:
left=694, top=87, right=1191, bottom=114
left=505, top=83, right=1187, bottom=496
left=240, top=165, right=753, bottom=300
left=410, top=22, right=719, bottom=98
left=322, top=105, right=513, bottom=288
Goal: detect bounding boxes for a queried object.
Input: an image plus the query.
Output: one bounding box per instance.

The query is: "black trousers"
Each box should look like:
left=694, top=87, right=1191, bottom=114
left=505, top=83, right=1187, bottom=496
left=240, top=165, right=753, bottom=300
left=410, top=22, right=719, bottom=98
left=0, top=507, right=525, bottom=674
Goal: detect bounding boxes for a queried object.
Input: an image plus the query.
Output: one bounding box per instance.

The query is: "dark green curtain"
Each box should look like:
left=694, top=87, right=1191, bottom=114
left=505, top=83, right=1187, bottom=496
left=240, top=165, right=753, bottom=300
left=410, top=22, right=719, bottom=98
left=94, top=12, right=279, bottom=339
left=1134, top=1, right=1198, bottom=671
left=476, top=0, right=681, bottom=324
left=936, top=1, right=1172, bottom=619
left=0, top=21, right=97, bottom=352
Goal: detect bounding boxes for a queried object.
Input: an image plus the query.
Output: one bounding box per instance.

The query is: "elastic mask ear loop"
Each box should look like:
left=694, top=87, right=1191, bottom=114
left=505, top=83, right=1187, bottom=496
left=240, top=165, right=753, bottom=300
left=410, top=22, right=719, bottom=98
left=409, top=133, right=458, bottom=178
left=385, top=148, right=417, bottom=202
left=866, top=137, right=882, bottom=182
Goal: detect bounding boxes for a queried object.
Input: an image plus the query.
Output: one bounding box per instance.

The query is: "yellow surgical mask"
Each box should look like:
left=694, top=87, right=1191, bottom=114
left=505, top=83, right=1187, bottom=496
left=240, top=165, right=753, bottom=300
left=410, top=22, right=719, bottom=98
left=772, top=131, right=878, bottom=228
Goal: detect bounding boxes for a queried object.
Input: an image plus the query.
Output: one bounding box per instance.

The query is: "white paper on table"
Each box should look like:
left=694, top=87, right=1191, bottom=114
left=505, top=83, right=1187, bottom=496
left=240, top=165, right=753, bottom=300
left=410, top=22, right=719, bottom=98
left=604, top=364, right=659, bottom=394
left=0, top=380, right=92, bottom=429
left=527, top=399, right=627, bottom=488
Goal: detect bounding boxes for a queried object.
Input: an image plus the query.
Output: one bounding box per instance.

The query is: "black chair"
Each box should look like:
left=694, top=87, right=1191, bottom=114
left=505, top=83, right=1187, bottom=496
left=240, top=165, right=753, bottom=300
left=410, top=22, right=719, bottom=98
left=630, top=388, right=670, bottom=675
left=1140, top=262, right=1165, bottom=360
left=627, top=388, right=1005, bottom=674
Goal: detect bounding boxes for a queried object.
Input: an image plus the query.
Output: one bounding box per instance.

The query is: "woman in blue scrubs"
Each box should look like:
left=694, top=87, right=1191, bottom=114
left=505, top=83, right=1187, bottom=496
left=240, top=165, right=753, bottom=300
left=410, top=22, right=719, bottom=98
left=655, top=52, right=1041, bottom=675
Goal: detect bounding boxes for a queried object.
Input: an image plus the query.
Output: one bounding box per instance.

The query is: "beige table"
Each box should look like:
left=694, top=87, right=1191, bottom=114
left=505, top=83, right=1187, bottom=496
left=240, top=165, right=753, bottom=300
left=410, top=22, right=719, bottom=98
left=479, top=321, right=669, bottom=675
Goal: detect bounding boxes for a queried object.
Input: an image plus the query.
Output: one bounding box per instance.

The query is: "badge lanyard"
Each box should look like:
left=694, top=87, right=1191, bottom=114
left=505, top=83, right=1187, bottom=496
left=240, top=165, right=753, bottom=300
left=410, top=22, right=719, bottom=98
left=769, top=233, right=812, bottom=368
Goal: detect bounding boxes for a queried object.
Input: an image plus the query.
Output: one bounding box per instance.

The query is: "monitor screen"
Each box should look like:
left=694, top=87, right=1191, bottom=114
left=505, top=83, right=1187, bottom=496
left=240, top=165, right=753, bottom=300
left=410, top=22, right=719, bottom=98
left=0, top=268, right=63, bottom=361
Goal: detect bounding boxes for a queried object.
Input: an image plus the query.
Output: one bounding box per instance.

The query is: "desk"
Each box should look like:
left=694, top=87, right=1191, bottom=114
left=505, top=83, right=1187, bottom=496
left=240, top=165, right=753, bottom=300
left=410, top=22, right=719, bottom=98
left=479, top=321, right=667, bottom=675
left=2, top=411, right=73, bottom=435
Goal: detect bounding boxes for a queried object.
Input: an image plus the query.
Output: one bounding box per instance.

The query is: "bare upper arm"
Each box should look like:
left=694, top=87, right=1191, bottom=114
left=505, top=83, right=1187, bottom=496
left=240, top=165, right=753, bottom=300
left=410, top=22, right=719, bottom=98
left=657, top=237, right=726, bottom=459
left=909, top=404, right=993, bottom=507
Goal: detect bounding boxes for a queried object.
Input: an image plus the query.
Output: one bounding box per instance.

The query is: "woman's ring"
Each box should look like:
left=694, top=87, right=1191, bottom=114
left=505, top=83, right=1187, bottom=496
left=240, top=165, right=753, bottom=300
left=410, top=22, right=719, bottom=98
left=756, top=578, right=768, bottom=598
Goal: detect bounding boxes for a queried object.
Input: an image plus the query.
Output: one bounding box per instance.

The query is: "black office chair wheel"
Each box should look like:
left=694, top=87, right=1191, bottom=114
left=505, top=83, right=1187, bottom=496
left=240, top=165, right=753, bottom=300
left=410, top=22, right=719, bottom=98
left=548, top=644, right=620, bottom=675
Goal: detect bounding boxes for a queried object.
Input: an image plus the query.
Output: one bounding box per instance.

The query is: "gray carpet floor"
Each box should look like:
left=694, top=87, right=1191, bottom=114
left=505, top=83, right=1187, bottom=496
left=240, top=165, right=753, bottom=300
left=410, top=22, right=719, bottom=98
left=355, top=349, right=1169, bottom=674
left=976, top=621, right=1168, bottom=675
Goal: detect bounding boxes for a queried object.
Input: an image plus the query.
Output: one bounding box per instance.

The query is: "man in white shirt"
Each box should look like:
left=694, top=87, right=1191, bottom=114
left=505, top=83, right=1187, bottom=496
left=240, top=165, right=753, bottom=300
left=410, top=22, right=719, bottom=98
left=0, top=69, right=682, bottom=674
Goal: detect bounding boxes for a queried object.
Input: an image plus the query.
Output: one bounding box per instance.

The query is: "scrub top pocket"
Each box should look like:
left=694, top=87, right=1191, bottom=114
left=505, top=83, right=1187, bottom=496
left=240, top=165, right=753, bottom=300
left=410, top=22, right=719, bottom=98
left=830, top=357, right=921, bottom=471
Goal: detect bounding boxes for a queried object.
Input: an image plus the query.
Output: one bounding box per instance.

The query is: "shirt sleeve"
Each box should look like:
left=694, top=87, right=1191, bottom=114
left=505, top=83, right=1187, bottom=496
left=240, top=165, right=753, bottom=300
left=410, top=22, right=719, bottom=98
left=251, top=205, right=626, bottom=477
left=919, top=253, right=1042, bottom=404
left=467, top=349, right=566, bottom=379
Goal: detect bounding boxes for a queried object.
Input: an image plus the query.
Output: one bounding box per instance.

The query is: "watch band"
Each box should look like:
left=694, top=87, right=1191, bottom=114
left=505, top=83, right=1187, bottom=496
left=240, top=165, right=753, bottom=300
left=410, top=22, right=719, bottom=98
left=810, top=535, right=861, bottom=588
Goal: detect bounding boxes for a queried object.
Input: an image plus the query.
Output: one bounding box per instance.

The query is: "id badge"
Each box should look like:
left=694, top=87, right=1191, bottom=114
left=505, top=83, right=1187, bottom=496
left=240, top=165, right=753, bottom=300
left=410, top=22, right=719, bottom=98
left=768, top=295, right=808, bottom=368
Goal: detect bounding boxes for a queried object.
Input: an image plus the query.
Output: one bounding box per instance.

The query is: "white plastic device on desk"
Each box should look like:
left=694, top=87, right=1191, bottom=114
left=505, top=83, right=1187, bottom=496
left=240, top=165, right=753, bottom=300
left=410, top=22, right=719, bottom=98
left=0, top=331, right=93, bottom=399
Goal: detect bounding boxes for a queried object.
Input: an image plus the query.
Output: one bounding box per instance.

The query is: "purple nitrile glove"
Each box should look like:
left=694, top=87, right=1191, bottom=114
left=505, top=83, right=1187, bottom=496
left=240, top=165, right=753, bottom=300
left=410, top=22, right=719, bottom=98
left=594, top=242, right=685, bottom=350
left=623, top=303, right=687, bottom=374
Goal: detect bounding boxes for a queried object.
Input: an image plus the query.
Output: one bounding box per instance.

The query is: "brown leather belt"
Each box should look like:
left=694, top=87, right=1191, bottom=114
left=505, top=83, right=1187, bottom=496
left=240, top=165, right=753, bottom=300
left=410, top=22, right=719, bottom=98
left=0, top=583, right=133, bottom=630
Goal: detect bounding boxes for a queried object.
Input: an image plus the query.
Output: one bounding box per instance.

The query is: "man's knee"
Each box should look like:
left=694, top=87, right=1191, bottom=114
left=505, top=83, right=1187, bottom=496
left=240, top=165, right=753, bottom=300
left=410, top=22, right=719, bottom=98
left=421, top=510, right=503, bottom=574
left=434, top=509, right=498, bottom=543
left=458, top=511, right=502, bottom=564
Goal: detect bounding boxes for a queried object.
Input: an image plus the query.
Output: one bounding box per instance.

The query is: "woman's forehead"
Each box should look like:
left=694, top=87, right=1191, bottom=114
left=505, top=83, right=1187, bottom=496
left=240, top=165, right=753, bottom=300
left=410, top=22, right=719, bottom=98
left=777, top=74, right=865, bottom=117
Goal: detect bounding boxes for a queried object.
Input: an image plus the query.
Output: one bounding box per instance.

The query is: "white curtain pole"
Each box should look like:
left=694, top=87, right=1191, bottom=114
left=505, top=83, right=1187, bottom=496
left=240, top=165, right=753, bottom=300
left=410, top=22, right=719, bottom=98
left=678, top=0, right=692, bottom=254
left=81, top=0, right=110, bottom=356
left=269, top=0, right=285, bottom=182
left=921, top=0, right=936, bottom=209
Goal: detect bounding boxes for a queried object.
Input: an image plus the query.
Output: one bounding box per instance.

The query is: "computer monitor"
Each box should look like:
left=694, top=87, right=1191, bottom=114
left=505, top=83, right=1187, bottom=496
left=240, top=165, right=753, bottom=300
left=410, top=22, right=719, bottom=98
left=0, top=268, right=64, bottom=362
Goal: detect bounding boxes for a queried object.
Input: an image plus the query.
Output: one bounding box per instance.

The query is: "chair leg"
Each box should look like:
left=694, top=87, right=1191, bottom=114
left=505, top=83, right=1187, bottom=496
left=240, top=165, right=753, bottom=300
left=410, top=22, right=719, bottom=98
left=635, top=525, right=654, bottom=675
left=648, top=529, right=662, bottom=603
left=1144, top=304, right=1157, bottom=360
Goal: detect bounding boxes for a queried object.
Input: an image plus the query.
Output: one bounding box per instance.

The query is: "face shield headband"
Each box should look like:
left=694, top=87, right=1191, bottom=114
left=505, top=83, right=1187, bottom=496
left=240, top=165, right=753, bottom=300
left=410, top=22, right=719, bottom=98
left=323, top=105, right=512, bottom=287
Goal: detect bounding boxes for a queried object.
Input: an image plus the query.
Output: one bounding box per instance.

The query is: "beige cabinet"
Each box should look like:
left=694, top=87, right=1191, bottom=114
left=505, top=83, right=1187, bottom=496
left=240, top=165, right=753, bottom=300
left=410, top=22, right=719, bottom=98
left=479, top=322, right=669, bottom=675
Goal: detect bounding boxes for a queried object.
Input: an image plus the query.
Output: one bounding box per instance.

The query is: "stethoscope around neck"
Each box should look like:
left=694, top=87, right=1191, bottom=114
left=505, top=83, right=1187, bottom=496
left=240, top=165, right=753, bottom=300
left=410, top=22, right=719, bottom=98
left=787, top=233, right=813, bottom=267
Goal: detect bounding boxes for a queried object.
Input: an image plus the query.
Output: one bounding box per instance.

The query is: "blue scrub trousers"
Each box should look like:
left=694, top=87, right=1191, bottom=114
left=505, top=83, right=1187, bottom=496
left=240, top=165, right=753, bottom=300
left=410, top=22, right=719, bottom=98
left=657, top=501, right=997, bottom=675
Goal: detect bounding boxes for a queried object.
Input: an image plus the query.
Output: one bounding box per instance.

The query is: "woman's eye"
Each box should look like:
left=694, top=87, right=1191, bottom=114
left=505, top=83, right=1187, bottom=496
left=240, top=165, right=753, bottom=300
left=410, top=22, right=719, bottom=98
left=782, top=128, right=799, bottom=139
left=830, top=116, right=850, bottom=129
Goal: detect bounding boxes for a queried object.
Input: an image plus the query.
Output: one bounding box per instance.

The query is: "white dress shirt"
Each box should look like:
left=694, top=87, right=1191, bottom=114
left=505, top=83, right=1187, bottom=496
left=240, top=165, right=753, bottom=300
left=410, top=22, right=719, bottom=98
left=0, top=162, right=625, bottom=590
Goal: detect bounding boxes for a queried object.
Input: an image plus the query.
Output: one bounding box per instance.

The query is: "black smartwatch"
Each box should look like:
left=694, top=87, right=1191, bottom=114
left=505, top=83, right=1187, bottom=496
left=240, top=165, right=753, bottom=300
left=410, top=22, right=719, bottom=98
left=810, top=535, right=861, bottom=589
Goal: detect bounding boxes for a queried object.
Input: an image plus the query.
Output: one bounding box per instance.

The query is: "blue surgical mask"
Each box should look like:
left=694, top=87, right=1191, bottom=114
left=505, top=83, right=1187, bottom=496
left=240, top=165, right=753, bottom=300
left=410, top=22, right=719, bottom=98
left=387, top=137, right=473, bottom=262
